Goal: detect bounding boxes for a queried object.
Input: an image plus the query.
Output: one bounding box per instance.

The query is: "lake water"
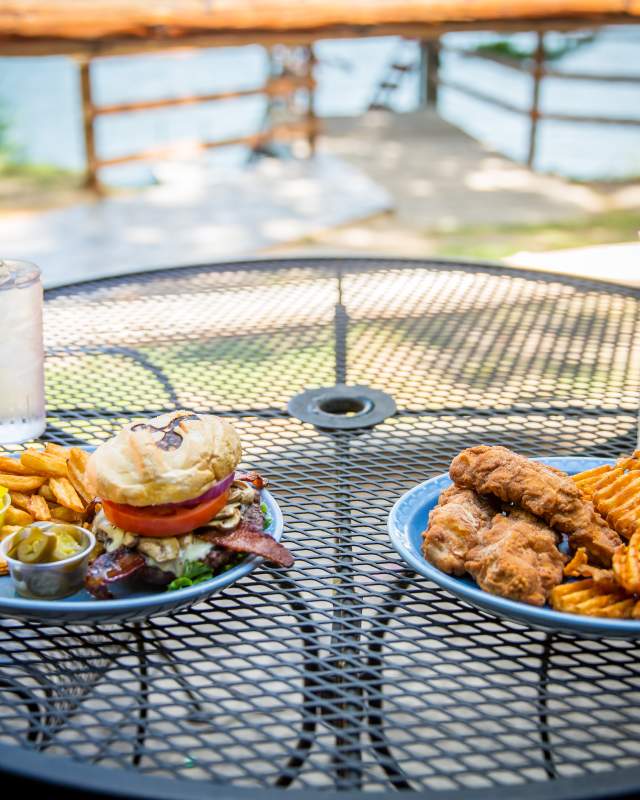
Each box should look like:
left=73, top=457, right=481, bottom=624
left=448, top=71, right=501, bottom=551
left=0, top=27, right=638, bottom=184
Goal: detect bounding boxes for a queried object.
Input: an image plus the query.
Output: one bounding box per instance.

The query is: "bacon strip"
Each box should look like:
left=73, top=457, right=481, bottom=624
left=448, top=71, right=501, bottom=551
left=216, top=526, right=294, bottom=567
left=85, top=547, right=145, bottom=599
left=214, top=493, right=293, bottom=567
left=236, top=470, right=267, bottom=490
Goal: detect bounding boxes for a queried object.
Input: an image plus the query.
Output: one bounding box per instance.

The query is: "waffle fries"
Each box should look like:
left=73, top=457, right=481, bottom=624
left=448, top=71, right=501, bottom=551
left=555, top=451, right=640, bottom=619
left=594, top=472, right=640, bottom=539
left=551, top=579, right=640, bottom=619
left=612, top=531, right=640, bottom=594
left=563, top=547, right=618, bottom=589
left=554, top=529, right=640, bottom=621
left=572, top=464, right=620, bottom=500
left=573, top=451, right=640, bottom=540
left=0, top=446, right=95, bottom=575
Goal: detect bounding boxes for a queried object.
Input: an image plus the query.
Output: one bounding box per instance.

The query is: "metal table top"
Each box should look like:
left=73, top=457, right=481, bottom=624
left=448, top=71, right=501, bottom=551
left=1, top=257, right=640, bottom=799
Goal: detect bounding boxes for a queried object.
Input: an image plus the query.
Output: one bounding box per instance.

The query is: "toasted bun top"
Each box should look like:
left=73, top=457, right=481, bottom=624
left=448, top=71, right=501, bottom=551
left=89, top=410, right=241, bottom=506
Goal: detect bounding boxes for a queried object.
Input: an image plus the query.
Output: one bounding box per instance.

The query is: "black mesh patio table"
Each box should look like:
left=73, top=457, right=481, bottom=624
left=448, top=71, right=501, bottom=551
left=1, top=256, right=640, bottom=799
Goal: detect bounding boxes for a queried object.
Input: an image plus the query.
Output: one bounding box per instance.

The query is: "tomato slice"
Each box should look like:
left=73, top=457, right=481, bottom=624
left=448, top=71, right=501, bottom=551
left=102, top=490, right=230, bottom=537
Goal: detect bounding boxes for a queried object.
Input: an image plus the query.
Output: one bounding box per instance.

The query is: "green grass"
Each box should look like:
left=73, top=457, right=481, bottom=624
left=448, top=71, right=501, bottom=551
left=430, top=209, right=640, bottom=261
left=0, top=157, right=79, bottom=187
left=0, top=105, right=79, bottom=189
left=0, top=152, right=84, bottom=209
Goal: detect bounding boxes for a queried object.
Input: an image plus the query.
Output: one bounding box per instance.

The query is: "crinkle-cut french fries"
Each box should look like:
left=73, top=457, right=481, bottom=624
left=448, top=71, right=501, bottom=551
left=572, top=465, right=621, bottom=500
left=0, top=473, right=47, bottom=493
left=618, top=452, right=640, bottom=471
left=25, top=494, right=51, bottom=522
left=613, top=531, right=640, bottom=594
left=0, top=449, right=96, bottom=549
left=564, top=547, right=589, bottom=573
left=7, top=491, right=33, bottom=513
left=38, top=483, right=56, bottom=502
left=593, top=472, right=640, bottom=540
left=20, top=450, right=68, bottom=478
left=573, top=451, right=640, bottom=540
left=564, top=547, right=590, bottom=576
left=49, top=477, right=84, bottom=514
left=49, top=505, right=83, bottom=523
left=68, top=448, right=93, bottom=504
left=551, top=579, right=639, bottom=618
left=44, top=443, right=71, bottom=459
left=564, top=547, right=618, bottom=589
left=69, top=448, right=89, bottom=471
left=0, top=457, right=30, bottom=476
left=4, top=506, right=33, bottom=527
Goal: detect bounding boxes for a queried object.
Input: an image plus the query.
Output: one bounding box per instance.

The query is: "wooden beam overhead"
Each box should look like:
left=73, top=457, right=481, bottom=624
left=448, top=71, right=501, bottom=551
left=0, top=2, right=637, bottom=56
left=0, top=1, right=633, bottom=41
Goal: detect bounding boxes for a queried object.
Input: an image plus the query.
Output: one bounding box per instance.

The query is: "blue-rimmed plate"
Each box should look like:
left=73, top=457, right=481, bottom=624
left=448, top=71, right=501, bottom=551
left=388, top=457, right=640, bottom=639
left=0, top=488, right=284, bottom=624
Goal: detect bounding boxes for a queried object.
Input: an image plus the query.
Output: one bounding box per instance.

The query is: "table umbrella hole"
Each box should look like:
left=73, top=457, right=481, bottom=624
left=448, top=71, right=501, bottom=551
left=288, top=385, right=396, bottom=430
left=316, top=396, right=372, bottom=417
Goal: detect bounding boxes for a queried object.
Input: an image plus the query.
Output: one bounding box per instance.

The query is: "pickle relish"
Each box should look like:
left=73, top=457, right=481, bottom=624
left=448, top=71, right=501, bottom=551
left=7, top=524, right=84, bottom=564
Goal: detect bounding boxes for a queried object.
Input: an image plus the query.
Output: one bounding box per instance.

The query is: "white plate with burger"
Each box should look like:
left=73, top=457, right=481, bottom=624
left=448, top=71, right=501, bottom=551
left=0, top=411, right=292, bottom=623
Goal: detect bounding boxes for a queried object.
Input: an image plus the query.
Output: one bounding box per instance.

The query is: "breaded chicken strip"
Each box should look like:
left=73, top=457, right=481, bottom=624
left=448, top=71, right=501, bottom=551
left=422, top=484, right=496, bottom=575
left=465, top=511, right=564, bottom=606
left=450, top=446, right=621, bottom=566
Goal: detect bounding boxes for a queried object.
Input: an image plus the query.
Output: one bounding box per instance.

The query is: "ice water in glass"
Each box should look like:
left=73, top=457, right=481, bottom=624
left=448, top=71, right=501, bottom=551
left=0, top=260, right=46, bottom=443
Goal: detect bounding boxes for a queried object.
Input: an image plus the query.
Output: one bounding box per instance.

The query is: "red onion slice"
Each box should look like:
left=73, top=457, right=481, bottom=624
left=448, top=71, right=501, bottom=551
left=159, top=472, right=235, bottom=510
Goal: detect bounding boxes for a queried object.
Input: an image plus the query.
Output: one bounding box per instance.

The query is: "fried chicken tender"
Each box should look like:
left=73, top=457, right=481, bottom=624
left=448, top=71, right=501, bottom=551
left=450, top=446, right=622, bottom=566
left=421, top=485, right=496, bottom=576
left=465, top=511, right=564, bottom=606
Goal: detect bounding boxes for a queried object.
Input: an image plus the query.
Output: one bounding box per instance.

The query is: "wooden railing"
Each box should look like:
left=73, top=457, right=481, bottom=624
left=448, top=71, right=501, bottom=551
left=78, top=47, right=317, bottom=191
left=427, top=32, right=640, bottom=167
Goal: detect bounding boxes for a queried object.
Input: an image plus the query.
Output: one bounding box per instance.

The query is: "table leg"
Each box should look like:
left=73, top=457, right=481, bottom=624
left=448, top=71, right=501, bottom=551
left=363, top=573, right=413, bottom=791
left=537, top=632, right=558, bottom=779
left=0, top=623, right=130, bottom=752
left=273, top=576, right=322, bottom=788
left=127, top=591, right=325, bottom=788
left=324, top=433, right=364, bottom=790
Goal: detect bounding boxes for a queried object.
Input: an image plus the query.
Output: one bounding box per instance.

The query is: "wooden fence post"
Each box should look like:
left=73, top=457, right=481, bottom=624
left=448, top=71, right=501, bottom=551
left=418, top=41, right=428, bottom=107
left=426, top=38, right=440, bottom=107
left=305, top=45, right=317, bottom=156
left=79, top=58, right=99, bottom=192
left=527, top=32, right=545, bottom=168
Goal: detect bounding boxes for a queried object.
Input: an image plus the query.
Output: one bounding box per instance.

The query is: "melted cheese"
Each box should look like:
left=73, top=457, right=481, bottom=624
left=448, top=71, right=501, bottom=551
left=93, top=509, right=215, bottom=575
left=146, top=539, right=214, bottom=574
left=92, top=510, right=132, bottom=553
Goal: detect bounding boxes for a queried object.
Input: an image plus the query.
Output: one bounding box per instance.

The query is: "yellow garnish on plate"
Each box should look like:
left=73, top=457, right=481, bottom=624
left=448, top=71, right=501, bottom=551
left=0, top=486, right=10, bottom=574
left=0, top=485, right=9, bottom=526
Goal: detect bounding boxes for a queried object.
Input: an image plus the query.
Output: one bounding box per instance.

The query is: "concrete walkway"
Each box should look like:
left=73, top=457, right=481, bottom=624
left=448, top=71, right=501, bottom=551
left=273, top=111, right=640, bottom=286
left=0, top=153, right=391, bottom=289
left=1, top=108, right=638, bottom=288
left=323, top=111, right=640, bottom=228
left=506, top=242, right=640, bottom=287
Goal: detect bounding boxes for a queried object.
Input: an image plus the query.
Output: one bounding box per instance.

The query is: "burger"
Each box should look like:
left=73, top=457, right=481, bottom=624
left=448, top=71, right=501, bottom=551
left=84, top=410, right=293, bottom=599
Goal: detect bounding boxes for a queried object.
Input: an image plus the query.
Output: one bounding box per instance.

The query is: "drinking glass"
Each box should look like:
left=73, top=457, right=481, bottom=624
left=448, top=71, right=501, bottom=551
left=0, top=260, right=46, bottom=443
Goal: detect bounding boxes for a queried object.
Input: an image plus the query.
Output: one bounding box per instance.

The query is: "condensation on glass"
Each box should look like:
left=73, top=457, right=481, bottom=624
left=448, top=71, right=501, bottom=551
left=0, top=259, right=45, bottom=443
